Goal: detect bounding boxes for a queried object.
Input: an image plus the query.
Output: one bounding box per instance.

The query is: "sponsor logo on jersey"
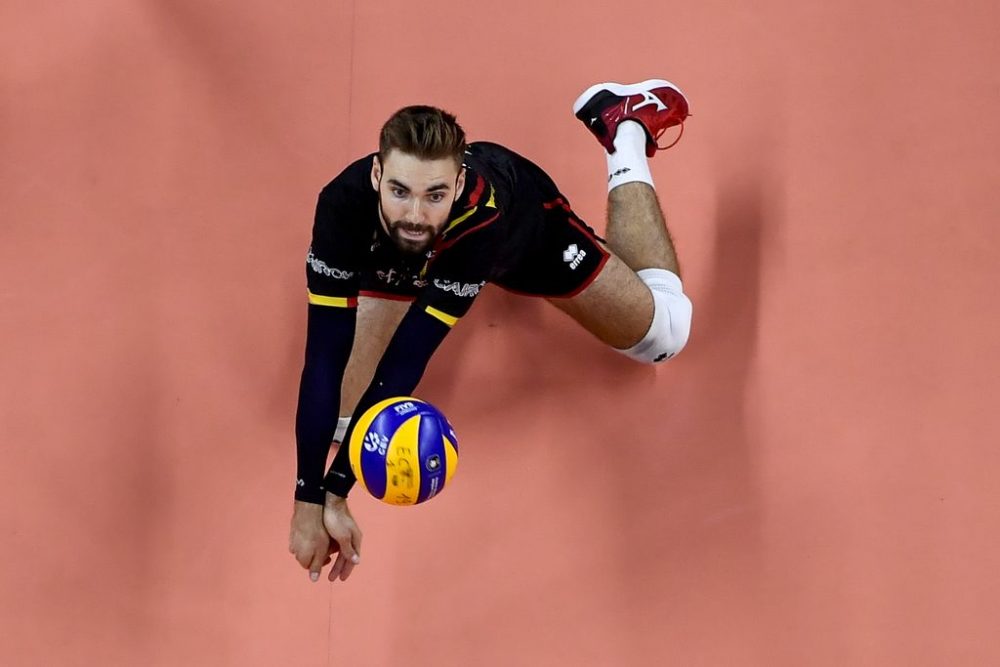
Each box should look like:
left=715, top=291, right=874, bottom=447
left=432, top=278, right=485, bottom=298
left=563, top=243, right=587, bottom=270
left=306, top=248, right=354, bottom=280
left=376, top=268, right=402, bottom=285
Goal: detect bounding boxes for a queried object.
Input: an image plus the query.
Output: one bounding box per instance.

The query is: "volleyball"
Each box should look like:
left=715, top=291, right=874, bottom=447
left=348, top=397, right=459, bottom=506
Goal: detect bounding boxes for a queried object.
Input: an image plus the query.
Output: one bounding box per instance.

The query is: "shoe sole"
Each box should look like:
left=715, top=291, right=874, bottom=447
left=572, top=78, right=686, bottom=115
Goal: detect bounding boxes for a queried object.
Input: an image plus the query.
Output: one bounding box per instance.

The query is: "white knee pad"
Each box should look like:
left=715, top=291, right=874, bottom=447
left=619, top=268, right=693, bottom=364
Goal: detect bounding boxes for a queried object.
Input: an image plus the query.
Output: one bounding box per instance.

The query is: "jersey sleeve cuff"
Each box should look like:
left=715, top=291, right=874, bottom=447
left=307, top=291, right=359, bottom=308
left=294, top=484, right=327, bottom=505
left=323, top=469, right=356, bottom=498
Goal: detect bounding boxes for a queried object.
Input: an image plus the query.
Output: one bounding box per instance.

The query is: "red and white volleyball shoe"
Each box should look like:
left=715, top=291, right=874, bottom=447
left=572, top=79, right=690, bottom=157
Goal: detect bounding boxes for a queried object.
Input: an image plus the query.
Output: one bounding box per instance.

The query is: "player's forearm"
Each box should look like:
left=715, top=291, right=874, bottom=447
left=338, top=297, right=411, bottom=418
left=294, top=304, right=357, bottom=504
left=294, top=369, right=342, bottom=504
left=323, top=306, right=453, bottom=497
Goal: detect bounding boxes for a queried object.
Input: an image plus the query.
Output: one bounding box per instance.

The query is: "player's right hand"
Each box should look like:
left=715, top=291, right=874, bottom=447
left=289, top=500, right=335, bottom=582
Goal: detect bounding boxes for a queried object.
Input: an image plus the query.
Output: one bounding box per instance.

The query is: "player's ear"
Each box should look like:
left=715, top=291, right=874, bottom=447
left=370, top=156, right=382, bottom=191
left=454, top=167, right=467, bottom=201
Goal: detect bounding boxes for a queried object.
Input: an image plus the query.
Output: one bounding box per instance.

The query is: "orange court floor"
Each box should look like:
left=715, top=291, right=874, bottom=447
left=2, top=1, right=999, bottom=665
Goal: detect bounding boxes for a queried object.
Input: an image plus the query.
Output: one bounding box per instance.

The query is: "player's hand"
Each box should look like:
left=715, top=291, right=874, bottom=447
left=323, top=493, right=363, bottom=582
left=289, top=500, right=336, bottom=582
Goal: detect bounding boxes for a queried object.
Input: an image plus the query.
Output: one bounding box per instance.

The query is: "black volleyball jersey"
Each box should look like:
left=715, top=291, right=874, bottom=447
left=299, top=141, right=610, bottom=501
left=307, top=142, right=545, bottom=324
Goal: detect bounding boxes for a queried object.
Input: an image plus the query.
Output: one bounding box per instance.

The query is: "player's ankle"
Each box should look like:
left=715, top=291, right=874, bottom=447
left=612, top=121, right=648, bottom=156
left=606, top=123, right=654, bottom=191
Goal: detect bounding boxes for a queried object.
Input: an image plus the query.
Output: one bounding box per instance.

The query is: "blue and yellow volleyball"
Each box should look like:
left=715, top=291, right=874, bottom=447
left=348, top=397, right=459, bottom=506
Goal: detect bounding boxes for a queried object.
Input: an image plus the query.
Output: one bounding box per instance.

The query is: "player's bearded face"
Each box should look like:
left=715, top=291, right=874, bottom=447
left=372, top=151, right=465, bottom=255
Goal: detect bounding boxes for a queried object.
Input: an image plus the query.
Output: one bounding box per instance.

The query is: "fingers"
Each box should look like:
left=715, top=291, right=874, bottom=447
left=328, top=526, right=363, bottom=582
left=328, top=551, right=346, bottom=582
left=321, top=542, right=337, bottom=568
left=290, top=533, right=330, bottom=579
left=340, top=525, right=363, bottom=581
left=327, top=550, right=358, bottom=582
left=308, top=550, right=327, bottom=582
left=294, top=549, right=312, bottom=570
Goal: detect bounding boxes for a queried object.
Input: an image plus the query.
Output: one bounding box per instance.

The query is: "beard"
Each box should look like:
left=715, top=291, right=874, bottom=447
left=377, top=196, right=442, bottom=255
left=387, top=220, right=438, bottom=255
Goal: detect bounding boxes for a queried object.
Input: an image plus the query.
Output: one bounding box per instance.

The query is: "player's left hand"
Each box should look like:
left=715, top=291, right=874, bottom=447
left=323, top=493, right=363, bottom=582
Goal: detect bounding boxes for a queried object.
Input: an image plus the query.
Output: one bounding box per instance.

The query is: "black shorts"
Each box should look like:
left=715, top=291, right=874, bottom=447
left=360, top=151, right=609, bottom=300
left=492, top=207, right=609, bottom=299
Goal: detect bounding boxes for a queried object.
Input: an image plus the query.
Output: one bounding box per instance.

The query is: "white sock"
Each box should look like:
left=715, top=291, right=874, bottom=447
left=606, top=121, right=654, bottom=191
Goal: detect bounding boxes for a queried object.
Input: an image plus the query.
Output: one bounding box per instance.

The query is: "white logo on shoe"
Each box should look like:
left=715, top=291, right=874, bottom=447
left=629, top=91, right=667, bottom=113
left=563, top=244, right=587, bottom=270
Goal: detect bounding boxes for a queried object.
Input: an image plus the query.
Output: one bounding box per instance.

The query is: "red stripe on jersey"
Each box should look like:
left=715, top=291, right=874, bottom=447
left=435, top=212, right=500, bottom=252
left=564, top=211, right=603, bottom=240
left=557, top=205, right=611, bottom=298
left=359, top=290, right=415, bottom=302
left=496, top=250, right=609, bottom=299
left=467, top=173, right=486, bottom=206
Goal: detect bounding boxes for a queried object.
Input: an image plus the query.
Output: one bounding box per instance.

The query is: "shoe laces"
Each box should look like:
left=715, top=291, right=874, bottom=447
left=653, top=116, right=687, bottom=152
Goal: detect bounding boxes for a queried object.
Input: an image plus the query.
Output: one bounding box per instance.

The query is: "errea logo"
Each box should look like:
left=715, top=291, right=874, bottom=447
left=563, top=244, right=587, bottom=270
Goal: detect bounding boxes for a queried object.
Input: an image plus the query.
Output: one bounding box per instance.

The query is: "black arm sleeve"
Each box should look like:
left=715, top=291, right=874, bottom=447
left=322, top=305, right=453, bottom=498
left=294, top=304, right=357, bottom=504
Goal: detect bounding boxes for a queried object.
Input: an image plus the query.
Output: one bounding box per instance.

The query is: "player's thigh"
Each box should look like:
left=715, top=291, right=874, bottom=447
left=547, top=251, right=653, bottom=350
left=340, top=296, right=411, bottom=415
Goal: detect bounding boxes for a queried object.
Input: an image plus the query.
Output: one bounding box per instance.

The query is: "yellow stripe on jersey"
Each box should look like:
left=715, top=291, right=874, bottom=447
left=424, top=306, right=459, bottom=327
left=485, top=186, right=496, bottom=209
left=444, top=206, right=478, bottom=234
left=307, top=291, right=357, bottom=308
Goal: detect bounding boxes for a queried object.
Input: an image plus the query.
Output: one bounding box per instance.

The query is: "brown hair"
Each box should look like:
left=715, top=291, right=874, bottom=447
left=378, top=105, right=466, bottom=167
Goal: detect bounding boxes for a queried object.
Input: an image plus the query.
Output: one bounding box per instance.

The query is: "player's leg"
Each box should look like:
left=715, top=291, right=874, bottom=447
left=574, top=79, right=689, bottom=275
left=606, top=181, right=679, bottom=275
left=549, top=80, right=693, bottom=362
left=547, top=251, right=655, bottom=350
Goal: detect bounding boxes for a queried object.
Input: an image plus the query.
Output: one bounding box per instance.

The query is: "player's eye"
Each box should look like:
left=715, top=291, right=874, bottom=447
left=428, top=193, right=446, bottom=203
left=391, top=187, right=407, bottom=198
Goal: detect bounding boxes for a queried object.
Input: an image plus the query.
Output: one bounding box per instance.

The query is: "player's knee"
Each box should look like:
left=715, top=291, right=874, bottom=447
left=617, top=269, right=692, bottom=364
